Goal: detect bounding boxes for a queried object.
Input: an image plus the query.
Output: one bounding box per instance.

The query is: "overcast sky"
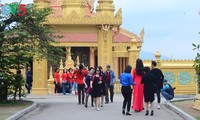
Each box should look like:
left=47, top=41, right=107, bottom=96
left=3, top=0, right=200, bottom=59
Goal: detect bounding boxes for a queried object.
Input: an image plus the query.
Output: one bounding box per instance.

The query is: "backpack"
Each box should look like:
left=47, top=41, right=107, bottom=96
left=166, top=84, right=176, bottom=96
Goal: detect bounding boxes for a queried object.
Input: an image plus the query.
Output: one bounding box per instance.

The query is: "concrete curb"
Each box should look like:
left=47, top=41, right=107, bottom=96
left=6, top=101, right=38, bottom=120
left=165, top=98, right=196, bottom=120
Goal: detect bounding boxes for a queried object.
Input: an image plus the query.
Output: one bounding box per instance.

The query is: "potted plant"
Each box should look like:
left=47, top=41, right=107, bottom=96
left=193, top=43, right=200, bottom=93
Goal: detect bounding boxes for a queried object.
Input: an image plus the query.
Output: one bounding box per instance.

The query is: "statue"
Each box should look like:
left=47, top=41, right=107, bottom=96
left=102, top=24, right=111, bottom=41
left=102, top=24, right=110, bottom=31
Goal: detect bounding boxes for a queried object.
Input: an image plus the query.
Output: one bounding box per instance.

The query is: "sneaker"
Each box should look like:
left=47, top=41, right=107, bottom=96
left=96, top=108, right=100, bottom=111
left=157, top=105, right=160, bottom=109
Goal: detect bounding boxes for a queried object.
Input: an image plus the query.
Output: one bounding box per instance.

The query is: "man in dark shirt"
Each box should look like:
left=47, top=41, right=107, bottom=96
left=26, top=66, right=33, bottom=94
left=104, top=64, right=116, bottom=103
left=150, top=61, right=164, bottom=109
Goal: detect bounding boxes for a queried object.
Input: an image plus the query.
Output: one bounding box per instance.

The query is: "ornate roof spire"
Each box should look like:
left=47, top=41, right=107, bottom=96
left=96, top=0, right=115, bottom=17
left=33, top=0, right=50, bottom=9
left=62, top=0, right=85, bottom=18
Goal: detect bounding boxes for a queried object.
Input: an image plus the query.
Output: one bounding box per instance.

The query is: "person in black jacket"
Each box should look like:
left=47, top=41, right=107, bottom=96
left=150, top=61, right=164, bottom=109
left=141, top=67, right=156, bottom=116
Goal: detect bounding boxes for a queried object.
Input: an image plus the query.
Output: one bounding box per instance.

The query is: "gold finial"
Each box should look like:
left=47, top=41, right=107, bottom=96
left=115, top=8, right=122, bottom=18
left=59, top=59, right=64, bottom=69
left=49, top=66, right=53, bottom=79
left=155, top=51, right=161, bottom=65
left=140, top=27, right=144, bottom=42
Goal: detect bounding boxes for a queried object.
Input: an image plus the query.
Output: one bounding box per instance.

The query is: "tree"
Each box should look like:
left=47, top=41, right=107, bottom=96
left=0, top=3, right=64, bottom=101
left=193, top=43, right=200, bottom=93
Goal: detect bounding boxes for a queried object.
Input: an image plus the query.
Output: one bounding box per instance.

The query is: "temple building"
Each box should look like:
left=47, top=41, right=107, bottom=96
left=32, top=0, right=196, bottom=98
left=32, top=0, right=144, bottom=94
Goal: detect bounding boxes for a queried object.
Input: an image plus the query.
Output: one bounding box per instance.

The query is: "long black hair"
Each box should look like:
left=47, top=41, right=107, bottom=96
left=79, top=64, right=84, bottom=74
left=124, top=65, right=132, bottom=74
left=136, top=58, right=144, bottom=75
left=143, top=66, right=150, bottom=73
left=55, top=68, right=59, bottom=73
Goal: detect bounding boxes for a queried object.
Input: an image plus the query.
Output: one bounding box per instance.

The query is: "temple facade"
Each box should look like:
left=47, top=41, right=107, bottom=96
left=31, top=0, right=196, bottom=95
left=32, top=0, right=143, bottom=94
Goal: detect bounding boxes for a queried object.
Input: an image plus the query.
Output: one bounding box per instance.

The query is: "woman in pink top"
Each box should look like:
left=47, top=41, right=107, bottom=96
left=132, top=59, right=144, bottom=112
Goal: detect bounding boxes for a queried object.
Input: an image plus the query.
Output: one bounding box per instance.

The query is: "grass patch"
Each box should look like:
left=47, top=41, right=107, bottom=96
left=0, top=100, right=33, bottom=120
left=172, top=100, right=200, bottom=119
left=0, top=100, right=33, bottom=107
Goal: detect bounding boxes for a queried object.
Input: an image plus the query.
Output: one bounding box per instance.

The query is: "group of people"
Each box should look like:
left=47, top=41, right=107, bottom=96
left=53, top=59, right=175, bottom=114
left=54, top=64, right=116, bottom=111
left=120, top=59, right=174, bottom=116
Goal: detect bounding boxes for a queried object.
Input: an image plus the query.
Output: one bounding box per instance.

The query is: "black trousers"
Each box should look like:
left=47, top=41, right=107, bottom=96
left=121, top=86, right=132, bottom=112
left=105, top=84, right=114, bottom=102
left=156, top=88, right=161, bottom=103
left=78, top=84, right=85, bottom=104
left=26, top=81, right=32, bottom=94
left=54, top=82, right=60, bottom=93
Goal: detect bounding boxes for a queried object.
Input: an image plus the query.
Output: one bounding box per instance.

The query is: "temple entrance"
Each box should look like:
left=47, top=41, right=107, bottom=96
left=71, top=47, right=90, bottom=67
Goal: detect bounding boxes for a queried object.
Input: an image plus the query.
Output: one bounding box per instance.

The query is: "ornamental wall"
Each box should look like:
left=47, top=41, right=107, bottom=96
left=114, top=56, right=196, bottom=94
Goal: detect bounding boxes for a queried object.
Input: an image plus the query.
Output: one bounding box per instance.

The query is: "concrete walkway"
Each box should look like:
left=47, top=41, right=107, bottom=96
left=17, top=93, right=187, bottom=120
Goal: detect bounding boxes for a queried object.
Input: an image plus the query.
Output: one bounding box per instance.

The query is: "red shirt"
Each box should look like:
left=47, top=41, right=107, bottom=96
left=61, top=72, right=67, bottom=82
left=106, top=71, right=110, bottom=84
left=54, top=72, right=60, bottom=82
left=75, top=69, right=88, bottom=84
left=67, top=72, right=74, bottom=83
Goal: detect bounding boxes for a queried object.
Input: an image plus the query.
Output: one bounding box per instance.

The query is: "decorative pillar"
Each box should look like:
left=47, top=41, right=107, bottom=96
left=77, top=56, right=80, bottom=66
left=59, top=59, right=64, bottom=74
left=32, top=57, right=48, bottom=95
left=47, top=66, right=54, bottom=94
left=128, top=38, right=140, bottom=69
left=155, top=51, right=161, bottom=67
left=113, top=57, right=119, bottom=80
left=90, top=47, right=95, bottom=67
left=97, top=25, right=113, bottom=69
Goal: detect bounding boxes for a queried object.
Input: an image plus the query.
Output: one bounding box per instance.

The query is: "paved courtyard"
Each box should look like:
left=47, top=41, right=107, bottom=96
left=19, top=94, right=184, bottom=120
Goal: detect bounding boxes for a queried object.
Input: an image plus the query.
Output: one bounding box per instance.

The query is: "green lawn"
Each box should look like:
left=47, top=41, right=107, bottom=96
left=0, top=100, right=33, bottom=120
left=172, top=100, right=200, bottom=120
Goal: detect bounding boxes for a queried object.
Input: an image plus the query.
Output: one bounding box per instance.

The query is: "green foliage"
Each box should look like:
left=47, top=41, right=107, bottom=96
left=193, top=43, right=200, bottom=93
left=193, top=43, right=200, bottom=74
left=0, top=4, right=64, bottom=101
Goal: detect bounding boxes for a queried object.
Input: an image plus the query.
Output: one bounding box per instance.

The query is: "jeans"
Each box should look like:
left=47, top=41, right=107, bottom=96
left=62, top=83, right=66, bottom=95
left=73, top=82, right=78, bottom=92
left=69, top=82, right=73, bottom=94
left=121, top=86, right=132, bottom=112
left=161, top=91, right=174, bottom=100
left=105, top=83, right=114, bottom=102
